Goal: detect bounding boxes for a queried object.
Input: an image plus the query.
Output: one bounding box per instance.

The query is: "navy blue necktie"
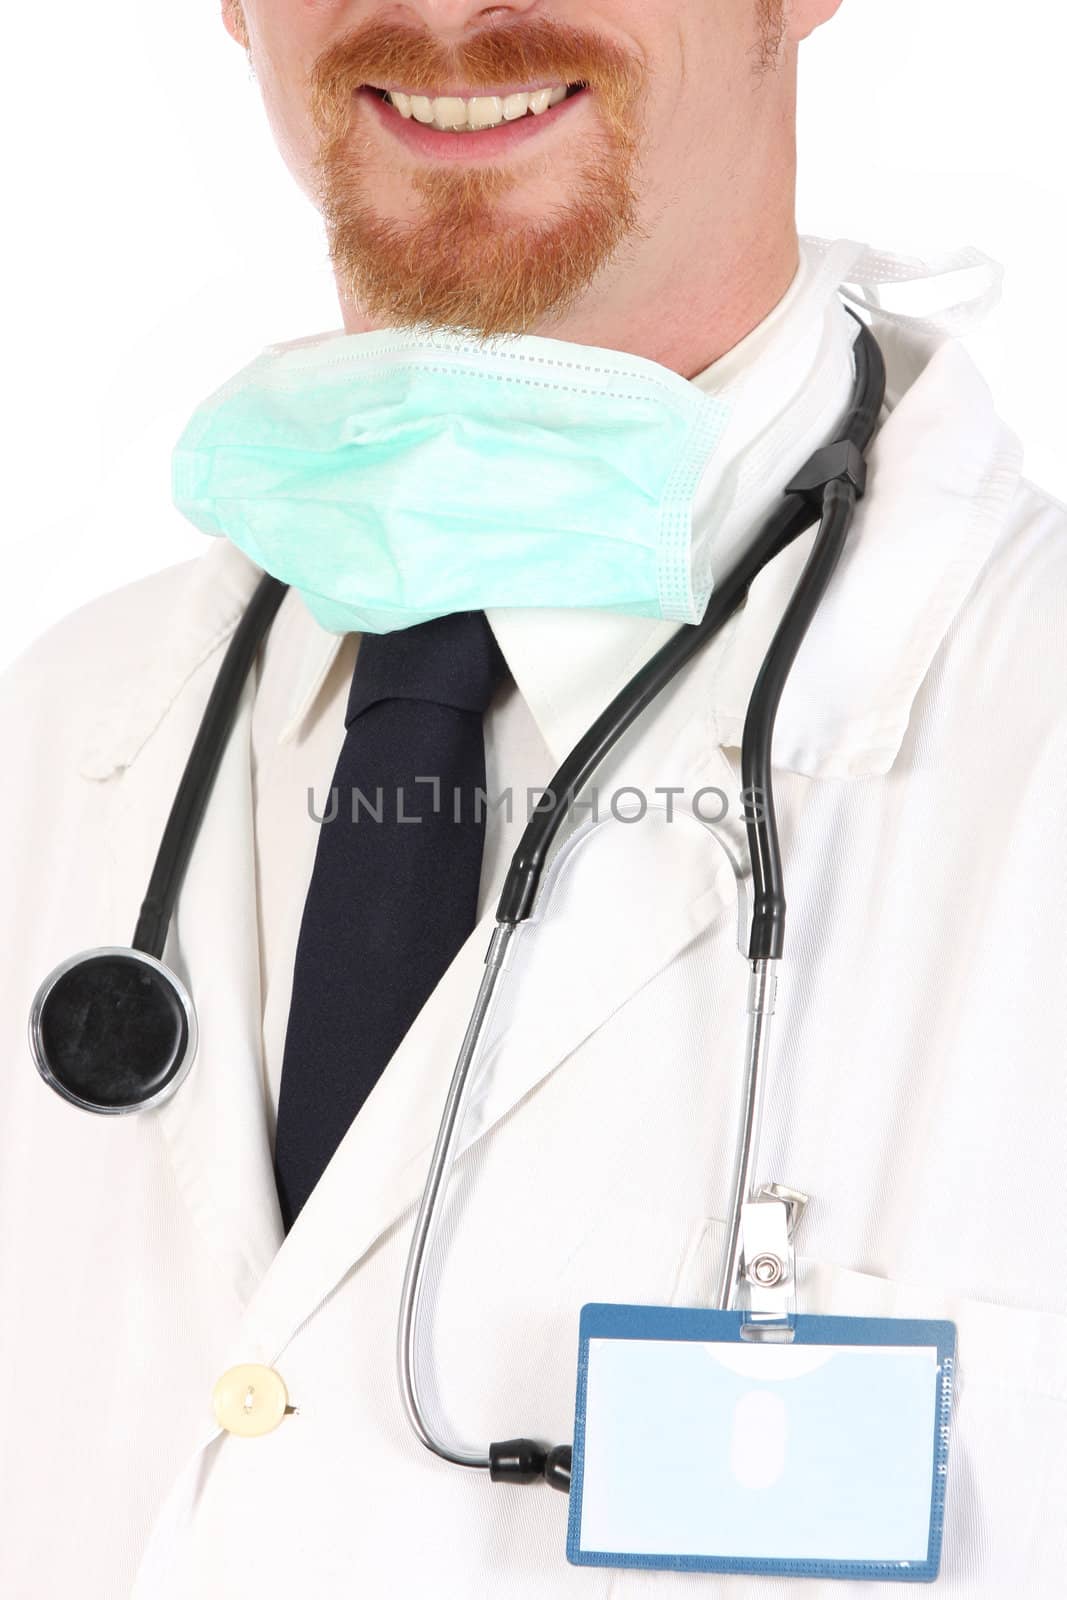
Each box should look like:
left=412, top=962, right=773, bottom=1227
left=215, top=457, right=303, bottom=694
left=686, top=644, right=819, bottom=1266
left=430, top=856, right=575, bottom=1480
left=273, top=609, right=507, bottom=1233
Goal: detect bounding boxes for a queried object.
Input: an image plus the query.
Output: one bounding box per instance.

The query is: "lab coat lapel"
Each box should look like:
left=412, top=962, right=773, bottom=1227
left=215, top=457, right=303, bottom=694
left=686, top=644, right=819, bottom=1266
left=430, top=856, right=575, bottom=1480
left=97, top=552, right=284, bottom=1313
left=239, top=671, right=745, bottom=1363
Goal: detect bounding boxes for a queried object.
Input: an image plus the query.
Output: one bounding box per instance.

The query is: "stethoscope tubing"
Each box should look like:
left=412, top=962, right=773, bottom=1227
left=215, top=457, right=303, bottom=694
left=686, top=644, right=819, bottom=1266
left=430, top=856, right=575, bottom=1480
left=397, top=315, right=886, bottom=1480
left=132, top=573, right=288, bottom=958
left=396, top=921, right=518, bottom=1470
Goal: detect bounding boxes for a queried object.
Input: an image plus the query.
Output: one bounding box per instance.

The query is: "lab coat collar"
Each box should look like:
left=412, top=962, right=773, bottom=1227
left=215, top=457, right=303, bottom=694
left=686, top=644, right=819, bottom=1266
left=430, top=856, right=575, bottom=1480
left=79, top=541, right=256, bottom=781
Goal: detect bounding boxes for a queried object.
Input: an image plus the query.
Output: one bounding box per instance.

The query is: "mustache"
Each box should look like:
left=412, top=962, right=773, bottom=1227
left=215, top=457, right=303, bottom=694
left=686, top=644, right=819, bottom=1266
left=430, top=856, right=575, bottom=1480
left=307, top=16, right=648, bottom=138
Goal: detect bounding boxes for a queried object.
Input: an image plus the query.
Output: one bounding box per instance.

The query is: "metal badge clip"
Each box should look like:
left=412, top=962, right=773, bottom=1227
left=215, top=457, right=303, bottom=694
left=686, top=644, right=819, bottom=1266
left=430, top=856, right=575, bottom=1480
left=739, top=1184, right=810, bottom=1342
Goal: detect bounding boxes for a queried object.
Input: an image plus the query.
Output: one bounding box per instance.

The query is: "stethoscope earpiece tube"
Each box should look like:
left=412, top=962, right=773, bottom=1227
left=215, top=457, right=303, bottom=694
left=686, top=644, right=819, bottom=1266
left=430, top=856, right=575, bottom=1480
left=742, top=317, right=886, bottom=963
left=741, top=480, right=857, bottom=962
left=841, top=308, right=888, bottom=455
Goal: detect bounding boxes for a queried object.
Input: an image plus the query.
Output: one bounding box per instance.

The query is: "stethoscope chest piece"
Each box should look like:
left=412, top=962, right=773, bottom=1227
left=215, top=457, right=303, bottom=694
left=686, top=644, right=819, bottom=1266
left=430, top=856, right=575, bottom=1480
left=28, top=947, right=198, bottom=1115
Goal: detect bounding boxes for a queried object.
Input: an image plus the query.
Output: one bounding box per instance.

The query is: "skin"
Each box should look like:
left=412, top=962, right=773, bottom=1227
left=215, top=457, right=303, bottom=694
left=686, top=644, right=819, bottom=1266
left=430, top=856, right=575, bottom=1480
left=221, top=1, right=844, bottom=377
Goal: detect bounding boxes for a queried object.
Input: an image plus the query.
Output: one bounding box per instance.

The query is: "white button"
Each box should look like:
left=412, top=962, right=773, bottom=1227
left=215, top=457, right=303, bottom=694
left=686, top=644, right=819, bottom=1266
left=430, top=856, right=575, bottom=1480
left=212, top=1363, right=290, bottom=1438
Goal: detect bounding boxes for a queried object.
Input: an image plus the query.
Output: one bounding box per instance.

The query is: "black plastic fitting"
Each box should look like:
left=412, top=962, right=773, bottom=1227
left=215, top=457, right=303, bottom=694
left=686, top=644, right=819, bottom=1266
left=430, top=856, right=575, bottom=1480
left=488, top=1438, right=549, bottom=1484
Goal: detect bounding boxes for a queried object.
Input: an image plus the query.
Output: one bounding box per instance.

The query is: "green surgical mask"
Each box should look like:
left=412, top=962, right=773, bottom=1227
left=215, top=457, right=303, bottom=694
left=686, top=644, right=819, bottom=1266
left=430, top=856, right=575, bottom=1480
left=171, top=325, right=732, bottom=635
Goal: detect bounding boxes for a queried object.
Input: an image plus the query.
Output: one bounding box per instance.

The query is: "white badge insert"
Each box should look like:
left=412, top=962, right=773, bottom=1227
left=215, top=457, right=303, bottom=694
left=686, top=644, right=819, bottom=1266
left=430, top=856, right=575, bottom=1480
left=567, top=1303, right=955, bottom=1582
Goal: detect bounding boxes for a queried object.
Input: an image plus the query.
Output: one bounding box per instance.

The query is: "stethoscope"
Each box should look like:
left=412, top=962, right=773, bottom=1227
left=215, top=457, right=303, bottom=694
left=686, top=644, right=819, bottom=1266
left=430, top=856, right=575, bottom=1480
left=28, top=309, right=885, bottom=1495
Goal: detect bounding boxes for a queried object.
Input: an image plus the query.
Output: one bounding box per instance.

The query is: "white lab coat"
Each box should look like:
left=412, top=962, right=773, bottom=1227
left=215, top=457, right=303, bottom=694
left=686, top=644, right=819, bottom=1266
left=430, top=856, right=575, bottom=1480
left=0, top=289, right=1065, bottom=1599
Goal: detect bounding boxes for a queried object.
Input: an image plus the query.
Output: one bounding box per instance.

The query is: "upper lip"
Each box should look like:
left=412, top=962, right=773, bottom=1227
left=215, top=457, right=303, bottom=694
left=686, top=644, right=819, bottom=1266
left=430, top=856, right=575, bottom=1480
left=365, top=81, right=580, bottom=98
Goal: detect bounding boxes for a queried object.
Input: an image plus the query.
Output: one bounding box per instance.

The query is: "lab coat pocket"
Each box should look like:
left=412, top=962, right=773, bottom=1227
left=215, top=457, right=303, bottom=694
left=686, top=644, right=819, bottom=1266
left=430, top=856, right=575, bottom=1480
left=671, top=1222, right=1067, bottom=1595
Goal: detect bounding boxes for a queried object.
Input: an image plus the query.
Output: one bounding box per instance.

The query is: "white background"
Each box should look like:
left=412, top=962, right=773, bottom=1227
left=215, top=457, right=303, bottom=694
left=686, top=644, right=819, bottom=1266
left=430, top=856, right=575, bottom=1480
left=3, top=1, right=1064, bottom=670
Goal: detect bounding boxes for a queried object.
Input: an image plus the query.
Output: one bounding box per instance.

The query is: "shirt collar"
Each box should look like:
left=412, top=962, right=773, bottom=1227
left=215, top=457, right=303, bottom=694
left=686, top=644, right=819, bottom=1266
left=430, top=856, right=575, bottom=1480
left=80, top=242, right=1023, bottom=785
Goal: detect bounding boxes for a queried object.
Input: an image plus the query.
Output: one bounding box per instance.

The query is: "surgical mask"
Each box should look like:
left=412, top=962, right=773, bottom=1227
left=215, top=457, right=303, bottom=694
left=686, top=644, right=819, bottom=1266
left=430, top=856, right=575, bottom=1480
left=171, top=326, right=731, bottom=635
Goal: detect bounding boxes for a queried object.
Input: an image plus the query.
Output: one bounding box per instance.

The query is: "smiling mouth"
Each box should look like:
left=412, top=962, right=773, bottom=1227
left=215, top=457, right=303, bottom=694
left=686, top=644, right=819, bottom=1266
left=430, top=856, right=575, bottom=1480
left=364, top=82, right=588, bottom=134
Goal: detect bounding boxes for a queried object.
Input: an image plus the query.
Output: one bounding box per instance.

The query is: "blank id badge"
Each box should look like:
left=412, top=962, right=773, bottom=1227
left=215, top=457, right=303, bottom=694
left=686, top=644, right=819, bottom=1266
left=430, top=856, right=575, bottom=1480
left=567, top=1305, right=956, bottom=1583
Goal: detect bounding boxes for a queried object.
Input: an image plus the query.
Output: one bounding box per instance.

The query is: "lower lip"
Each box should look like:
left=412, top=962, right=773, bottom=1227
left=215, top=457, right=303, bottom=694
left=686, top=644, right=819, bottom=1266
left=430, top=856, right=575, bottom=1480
left=357, top=86, right=589, bottom=162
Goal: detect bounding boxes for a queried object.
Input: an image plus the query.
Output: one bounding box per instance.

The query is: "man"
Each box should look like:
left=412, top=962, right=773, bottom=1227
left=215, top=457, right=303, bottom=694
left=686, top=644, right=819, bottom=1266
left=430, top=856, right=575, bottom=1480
left=0, top=2, right=1064, bottom=1596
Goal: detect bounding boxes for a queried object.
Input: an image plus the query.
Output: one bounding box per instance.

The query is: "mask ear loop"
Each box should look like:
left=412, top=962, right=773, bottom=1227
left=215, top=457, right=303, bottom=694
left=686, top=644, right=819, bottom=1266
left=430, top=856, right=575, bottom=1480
left=799, top=233, right=1005, bottom=339
left=836, top=242, right=1005, bottom=340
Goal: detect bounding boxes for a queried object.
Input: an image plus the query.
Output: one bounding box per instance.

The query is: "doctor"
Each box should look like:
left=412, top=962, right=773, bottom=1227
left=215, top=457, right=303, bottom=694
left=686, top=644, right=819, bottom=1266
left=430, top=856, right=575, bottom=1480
left=0, top=1, right=1064, bottom=1595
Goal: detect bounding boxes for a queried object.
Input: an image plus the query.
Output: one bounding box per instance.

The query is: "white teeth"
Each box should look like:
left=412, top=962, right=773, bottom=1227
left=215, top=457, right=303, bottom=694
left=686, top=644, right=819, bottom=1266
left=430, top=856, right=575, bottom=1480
left=466, top=95, right=503, bottom=130
left=383, top=84, right=572, bottom=133
left=431, top=95, right=469, bottom=131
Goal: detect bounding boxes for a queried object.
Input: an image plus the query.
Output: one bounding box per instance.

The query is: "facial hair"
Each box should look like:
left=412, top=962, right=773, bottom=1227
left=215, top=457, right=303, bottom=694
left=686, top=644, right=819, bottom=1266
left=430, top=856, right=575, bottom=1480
left=305, top=18, right=649, bottom=340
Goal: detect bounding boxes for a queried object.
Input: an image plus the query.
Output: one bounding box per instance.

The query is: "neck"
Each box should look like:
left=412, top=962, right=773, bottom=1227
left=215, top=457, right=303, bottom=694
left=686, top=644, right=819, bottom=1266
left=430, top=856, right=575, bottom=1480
left=335, top=216, right=799, bottom=377
left=548, top=217, right=802, bottom=379
left=335, top=189, right=801, bottom=381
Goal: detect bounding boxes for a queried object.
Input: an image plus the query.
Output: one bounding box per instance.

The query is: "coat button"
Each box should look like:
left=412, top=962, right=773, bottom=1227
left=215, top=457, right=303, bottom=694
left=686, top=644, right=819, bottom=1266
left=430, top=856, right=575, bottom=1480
left=212, top=1363, right=290, bottom=1437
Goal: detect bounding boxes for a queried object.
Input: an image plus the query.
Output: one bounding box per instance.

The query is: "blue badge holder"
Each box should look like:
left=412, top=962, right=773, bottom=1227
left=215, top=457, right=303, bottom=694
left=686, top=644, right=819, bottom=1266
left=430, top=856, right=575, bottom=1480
left=567, top=1304, right=956, bottom=1583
